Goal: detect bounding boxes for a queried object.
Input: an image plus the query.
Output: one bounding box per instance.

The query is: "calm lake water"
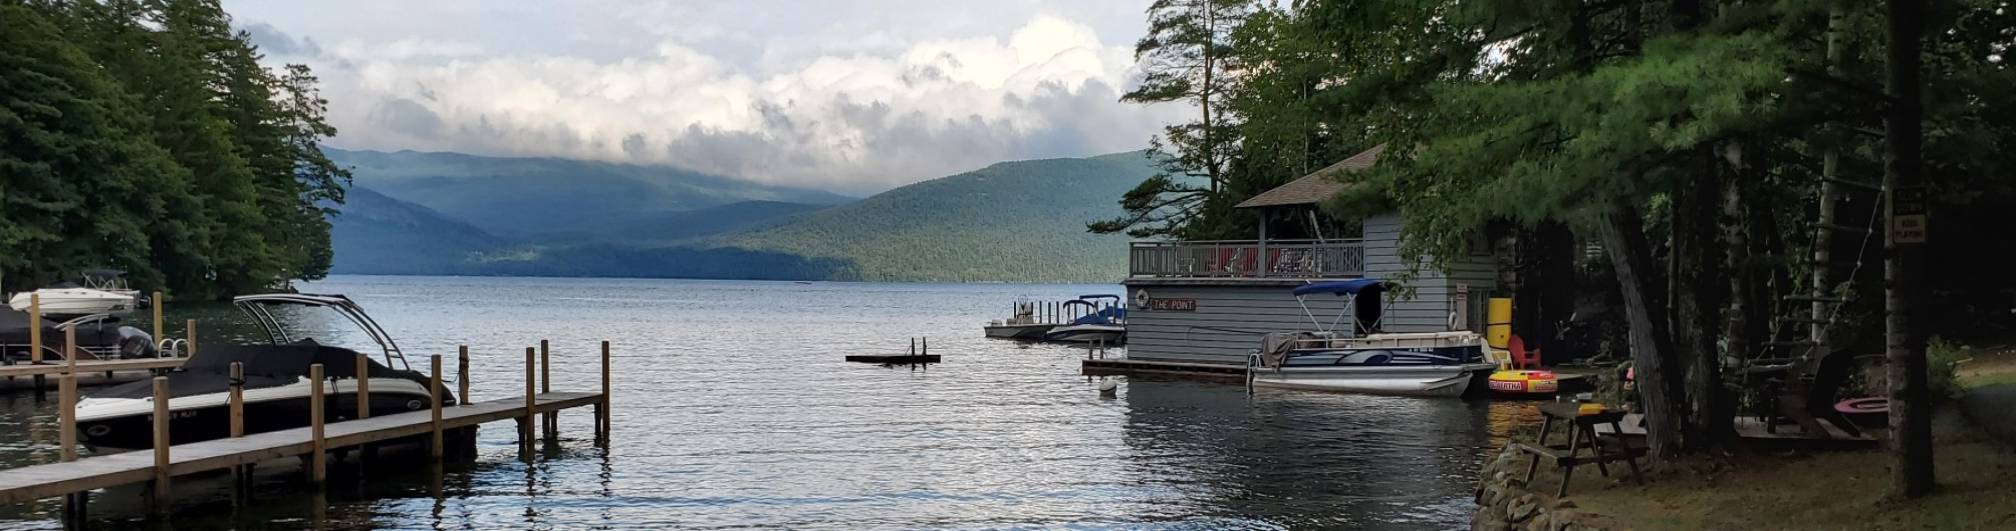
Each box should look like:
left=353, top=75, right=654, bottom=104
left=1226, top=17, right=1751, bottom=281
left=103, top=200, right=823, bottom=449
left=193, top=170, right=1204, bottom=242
left=0, top=275, right=1540, bottom=530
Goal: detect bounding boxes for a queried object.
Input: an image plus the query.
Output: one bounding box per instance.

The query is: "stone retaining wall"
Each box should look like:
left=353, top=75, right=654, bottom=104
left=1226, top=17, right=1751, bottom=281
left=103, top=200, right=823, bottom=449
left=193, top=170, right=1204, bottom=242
left=1471, top=445, right=1612, bottom=531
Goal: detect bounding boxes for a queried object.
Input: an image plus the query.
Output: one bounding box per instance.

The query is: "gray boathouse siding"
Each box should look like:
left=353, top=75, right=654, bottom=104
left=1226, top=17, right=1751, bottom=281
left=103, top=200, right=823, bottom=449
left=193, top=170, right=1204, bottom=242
left=1124, top=213, right=1499, bottom=365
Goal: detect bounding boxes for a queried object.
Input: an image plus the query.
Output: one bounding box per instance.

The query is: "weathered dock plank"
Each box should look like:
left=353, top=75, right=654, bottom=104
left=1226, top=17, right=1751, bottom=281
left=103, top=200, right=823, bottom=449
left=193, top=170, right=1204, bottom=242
left=0, top=358, right=184, bottom=378
left=0, top=391, right=602, bottom=505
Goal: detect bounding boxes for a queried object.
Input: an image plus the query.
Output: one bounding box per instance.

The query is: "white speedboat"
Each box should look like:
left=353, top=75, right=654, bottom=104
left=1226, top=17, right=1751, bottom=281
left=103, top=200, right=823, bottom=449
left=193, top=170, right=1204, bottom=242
left=74, top=293, right=453, bottom=449
left=1247, top=279, right=1495, bottom=398
left=8, top=287, right=135, bottom=316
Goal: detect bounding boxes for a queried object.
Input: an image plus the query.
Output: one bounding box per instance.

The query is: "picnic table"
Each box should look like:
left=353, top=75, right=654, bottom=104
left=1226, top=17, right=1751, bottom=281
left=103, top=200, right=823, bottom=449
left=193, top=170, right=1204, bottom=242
left=1508, top=401, right=1646, bottom=497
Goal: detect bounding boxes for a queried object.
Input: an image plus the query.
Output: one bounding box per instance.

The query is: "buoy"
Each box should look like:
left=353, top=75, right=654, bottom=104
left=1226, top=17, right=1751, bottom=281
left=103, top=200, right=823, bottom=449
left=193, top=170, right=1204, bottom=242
left=1098, top=379, right=1118, bottom=397
left=1487, top=369, right=1560, bottom=395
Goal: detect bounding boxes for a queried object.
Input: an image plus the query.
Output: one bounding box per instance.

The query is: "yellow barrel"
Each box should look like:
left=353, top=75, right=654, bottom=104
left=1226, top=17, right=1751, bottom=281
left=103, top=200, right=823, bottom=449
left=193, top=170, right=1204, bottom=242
left=1486, top=297, right=1513, bottom=349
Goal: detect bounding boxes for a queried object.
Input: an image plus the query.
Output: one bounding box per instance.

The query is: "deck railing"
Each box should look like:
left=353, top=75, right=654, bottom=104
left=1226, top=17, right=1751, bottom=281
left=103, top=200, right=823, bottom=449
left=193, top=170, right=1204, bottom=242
left=1128, top=239, right=1366, bottom=278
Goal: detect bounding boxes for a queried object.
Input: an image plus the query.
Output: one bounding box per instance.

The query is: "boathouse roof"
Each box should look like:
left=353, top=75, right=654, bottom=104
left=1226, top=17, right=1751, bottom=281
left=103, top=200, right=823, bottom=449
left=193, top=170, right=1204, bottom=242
left=1234, top=143, right=1386, bottom=209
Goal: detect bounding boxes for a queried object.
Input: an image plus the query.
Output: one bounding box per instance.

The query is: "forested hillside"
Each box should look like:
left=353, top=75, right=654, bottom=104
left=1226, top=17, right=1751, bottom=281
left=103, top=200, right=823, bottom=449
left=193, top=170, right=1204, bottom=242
left=326, top=149, right=850, bottom=239
left=723, top=152, right=1158, bottom=282
left=0, top=1, right=345, bottom=298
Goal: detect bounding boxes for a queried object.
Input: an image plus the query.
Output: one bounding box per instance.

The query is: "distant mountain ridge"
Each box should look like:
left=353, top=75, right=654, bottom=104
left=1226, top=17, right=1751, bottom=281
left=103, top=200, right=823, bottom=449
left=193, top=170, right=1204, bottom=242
left=325, top=148, right=851, bottom=239
left=325, top=149, right=1156, bottom=282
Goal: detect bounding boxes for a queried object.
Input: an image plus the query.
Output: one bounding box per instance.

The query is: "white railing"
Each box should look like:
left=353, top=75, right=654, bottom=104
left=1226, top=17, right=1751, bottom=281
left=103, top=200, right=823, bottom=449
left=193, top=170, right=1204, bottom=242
left=1128, top=239, right=1366, bottom=278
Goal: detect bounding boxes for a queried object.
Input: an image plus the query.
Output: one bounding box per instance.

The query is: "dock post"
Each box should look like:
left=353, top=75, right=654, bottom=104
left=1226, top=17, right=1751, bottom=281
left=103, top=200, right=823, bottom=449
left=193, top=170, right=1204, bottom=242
left=355, top=353, right=370, bottom=420
left=541, top=339, right=554, bottom=441
left=150, top=376, right=170, bottom=514
left=598, top=340, right=610, bottom=443
left=152, top=291, right=165, bottom=344
left=229, top=361, right=247, bottom=496
left=430, top=354, right=444, bottom=461
left=59, top=371, right=80, bottom=524
left=185, top=319, right=197, bottom=359
left=520, top=347, right=535, bottom=461
left=310, top=363, right=326, bottom=484
left=458, top=345, right=470, bottom=407
left=30, top=294, right=43, bottom=401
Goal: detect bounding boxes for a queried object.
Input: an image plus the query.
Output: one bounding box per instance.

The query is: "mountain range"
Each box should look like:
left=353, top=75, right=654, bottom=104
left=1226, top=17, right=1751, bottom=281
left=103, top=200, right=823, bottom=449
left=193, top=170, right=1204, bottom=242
left=323, top=149, right=1157, bottom=282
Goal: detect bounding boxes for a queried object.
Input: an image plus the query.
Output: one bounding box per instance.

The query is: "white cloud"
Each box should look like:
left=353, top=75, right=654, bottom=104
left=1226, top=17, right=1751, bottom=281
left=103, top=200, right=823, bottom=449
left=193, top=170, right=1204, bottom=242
left=230, top=1, right=1180, bottom=194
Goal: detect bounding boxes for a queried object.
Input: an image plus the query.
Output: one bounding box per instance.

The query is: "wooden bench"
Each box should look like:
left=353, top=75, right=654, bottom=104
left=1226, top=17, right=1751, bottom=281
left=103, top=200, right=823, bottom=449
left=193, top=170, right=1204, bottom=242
left=1510, top=402, right=1646, bottom=497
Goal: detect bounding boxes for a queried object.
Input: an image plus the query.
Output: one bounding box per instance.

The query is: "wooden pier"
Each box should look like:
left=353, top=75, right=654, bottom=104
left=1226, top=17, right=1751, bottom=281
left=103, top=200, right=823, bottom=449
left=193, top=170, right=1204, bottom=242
left=0, top=338, right=614, bottom=524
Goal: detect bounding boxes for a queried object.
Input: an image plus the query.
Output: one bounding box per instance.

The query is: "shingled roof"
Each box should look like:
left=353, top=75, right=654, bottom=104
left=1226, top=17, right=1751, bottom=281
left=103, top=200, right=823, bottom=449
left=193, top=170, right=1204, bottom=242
left=1233, top=143, right=1386, bottom=209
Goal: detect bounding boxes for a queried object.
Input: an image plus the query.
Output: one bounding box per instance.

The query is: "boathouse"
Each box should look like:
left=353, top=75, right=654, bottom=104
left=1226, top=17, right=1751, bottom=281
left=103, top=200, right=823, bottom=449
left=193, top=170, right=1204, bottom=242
left=1123, top=145, right=1499, bottom=365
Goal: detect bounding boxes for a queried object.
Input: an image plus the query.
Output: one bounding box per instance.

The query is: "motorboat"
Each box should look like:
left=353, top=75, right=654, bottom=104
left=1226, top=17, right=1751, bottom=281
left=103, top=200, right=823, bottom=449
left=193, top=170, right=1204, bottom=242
left=1043, top=294, right=1126, bottom=344
left=74, top=293, right=454, bottom=449
left=4, top=269, right=144, bottom=316
left=983, top=302, right=1054, bottom=340
left=8, top=286, right=135, bottom=316
left=1247, top=279, right=1497, bottom=397
left=0, top=309, right=157, bottom=362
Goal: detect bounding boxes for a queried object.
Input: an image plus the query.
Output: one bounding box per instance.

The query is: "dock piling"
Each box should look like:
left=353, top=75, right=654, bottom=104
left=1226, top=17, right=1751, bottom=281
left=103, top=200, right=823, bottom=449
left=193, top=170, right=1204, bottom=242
left=541, top=339, right=555, bottom=441
left=458, top=345, right=470, bottom=407
left=150, top=376, right=170, bottom=509
left=185, top=319, right=197, bottom=359
left=598, top=341, right=610, bottom=443
left=59, top=371, right=79, bottom=523
left=430, top=354, right=444, bottom=460
left=152, top=291, right=164, bottom=343
left=520, top=347, right=535, bottom=461
left=30, top=295, right=43, bottom=401
left=309, top=364, right=325, bottom=484
left=355, top=354, right=370, bottom=420
left=228, top=362, right=245, bottom=437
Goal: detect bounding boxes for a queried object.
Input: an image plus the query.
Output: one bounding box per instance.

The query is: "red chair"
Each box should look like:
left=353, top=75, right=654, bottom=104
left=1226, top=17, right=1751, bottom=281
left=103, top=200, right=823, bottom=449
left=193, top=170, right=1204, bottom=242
left=1508, top=334, right=1541, bottom=369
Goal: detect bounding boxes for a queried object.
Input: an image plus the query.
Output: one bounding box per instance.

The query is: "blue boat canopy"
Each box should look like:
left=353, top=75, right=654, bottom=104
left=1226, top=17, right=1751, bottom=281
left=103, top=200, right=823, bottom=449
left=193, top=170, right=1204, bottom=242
left=1077, top=294, right=1121, bottom=301
left=1291, top=279, right=1384, bottom=297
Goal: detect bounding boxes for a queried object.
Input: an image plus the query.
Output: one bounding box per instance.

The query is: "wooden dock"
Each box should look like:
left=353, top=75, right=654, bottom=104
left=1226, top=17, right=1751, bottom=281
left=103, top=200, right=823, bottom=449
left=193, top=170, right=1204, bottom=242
left=0, top=392, right=600, bottom=504
left=0, top=339, right=614, bottom=525
left=1081, top=358, right=1247, bottom=380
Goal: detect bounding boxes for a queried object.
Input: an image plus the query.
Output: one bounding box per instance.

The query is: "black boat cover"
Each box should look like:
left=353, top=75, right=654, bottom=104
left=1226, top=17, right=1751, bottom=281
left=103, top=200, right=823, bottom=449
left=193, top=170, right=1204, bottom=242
left=0, top=309, right=128, bottom=348
left=87, top=342, right=409, bottom=400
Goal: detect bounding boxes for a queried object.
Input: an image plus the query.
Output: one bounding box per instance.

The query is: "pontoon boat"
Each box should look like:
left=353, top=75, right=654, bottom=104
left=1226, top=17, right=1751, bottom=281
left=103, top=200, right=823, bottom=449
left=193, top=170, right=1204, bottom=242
left=1248, top=279, right=1496, bottom=397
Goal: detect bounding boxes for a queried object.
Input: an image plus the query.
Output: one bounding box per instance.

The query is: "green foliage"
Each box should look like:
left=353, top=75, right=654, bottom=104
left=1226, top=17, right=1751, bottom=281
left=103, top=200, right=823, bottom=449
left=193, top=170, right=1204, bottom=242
left=1927, top=338, right=1969, bottom=399
left=0, top=0, right=346, bottom=298
left=1095, top=0, right=1251, bottom=238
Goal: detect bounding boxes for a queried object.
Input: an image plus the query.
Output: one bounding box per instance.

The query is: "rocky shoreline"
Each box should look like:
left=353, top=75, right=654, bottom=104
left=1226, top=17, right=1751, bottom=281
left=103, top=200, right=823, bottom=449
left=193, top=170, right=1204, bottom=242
left=1471, top=446, right=1612, bottom=531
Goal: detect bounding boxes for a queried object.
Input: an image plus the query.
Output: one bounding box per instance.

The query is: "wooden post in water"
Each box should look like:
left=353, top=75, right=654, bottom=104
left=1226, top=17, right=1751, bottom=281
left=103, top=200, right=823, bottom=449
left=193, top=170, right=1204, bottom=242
left=520, top=347, right=535, bottom=460
left=458, top=345, right=470, bottom=407
left=309, top=363, right=326, bottom=484
left=598, top=341, right=611, bottom=442
left=355, top=353, right=370, bottom=420
left=151, top=376, right=170, bottom=508
left=430, top=354, right=444, bottom=460
left=540, top=339, right=554, bottom=441
left=185, top=319, right=198, bottom=360
left=229, top=362, right=245, bottom=437
left=30, top=294, right=44, bottom=400
left=152, top=291, right=165, bottom=345
left=229, top=361, right=246, bottom=494
left=59, top=370, right=81, bottom=523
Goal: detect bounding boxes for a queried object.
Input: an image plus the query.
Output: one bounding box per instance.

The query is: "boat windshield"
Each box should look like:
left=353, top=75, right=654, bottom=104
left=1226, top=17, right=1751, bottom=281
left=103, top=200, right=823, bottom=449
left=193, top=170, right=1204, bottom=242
left=231, top=293, right=411, bottom=371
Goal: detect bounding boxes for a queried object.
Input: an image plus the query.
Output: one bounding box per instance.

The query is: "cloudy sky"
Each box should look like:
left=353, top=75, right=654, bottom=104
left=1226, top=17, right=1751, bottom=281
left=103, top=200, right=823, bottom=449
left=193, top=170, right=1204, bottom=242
left=223, top=0, right=1182, bottom=195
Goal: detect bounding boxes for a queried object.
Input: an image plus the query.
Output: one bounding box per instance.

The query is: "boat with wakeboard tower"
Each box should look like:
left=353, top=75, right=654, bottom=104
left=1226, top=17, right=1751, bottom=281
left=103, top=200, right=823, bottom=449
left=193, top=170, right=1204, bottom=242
left=72, top=293, right=455, bottom=449
left=1247, top=279, right=1497, bottom=397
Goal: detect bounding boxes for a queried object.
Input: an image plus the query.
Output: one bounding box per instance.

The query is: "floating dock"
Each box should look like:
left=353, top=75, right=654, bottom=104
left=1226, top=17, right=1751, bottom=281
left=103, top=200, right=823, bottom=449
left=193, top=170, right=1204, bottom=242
left=847, top=337, right=940, bottom=364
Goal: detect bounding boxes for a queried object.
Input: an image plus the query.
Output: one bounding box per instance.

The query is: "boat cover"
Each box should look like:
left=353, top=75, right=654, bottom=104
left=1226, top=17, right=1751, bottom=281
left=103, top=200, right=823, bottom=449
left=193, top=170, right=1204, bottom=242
left=0, top=309, right=128, bottom=348
left=88, top=342, right=401, bottom=400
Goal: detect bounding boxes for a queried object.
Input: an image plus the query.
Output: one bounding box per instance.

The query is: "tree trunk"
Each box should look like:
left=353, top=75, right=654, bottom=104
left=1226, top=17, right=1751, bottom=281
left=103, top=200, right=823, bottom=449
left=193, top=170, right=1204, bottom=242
left=1884, top=0, right=1932, bottom=499
left=1673, top=150, right=1724, bottom=449
left=1714, top=143, right=1752, bottom=444
left=1598, top=200, right=1684, bottom=458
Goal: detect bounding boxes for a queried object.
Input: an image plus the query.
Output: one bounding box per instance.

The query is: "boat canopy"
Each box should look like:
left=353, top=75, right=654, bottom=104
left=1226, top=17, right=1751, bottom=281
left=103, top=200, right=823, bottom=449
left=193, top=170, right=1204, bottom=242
left=1077, top=294, right=1122, bottom=301
left=1290, top=279, right=1384, bottom=297
left=233, top=293, right=410, bottom=371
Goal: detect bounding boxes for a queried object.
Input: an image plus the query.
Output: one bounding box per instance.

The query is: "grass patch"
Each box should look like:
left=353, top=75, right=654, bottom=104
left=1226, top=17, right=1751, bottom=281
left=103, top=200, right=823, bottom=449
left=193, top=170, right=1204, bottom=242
left=1566, top=409, right=2016, bottom=530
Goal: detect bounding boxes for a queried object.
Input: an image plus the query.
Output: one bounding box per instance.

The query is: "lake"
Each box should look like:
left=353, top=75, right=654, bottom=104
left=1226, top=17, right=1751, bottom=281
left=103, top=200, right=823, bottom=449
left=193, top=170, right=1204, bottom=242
left=0, top=275, right=1538, bottom=530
